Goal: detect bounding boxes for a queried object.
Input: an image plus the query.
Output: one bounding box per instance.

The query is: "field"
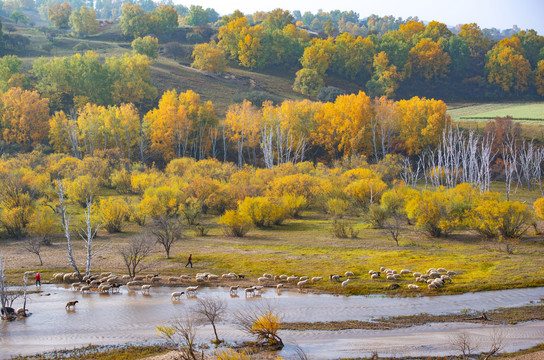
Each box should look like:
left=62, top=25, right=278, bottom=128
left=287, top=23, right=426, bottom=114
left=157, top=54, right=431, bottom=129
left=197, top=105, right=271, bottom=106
left=448, top=103, right=544, bottom=124
left=3, top=186, right=544, bottom=297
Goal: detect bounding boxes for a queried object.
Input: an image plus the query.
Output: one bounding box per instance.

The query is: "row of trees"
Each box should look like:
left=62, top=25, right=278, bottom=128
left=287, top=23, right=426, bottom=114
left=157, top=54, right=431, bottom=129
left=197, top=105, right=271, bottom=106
left=0, top=150, right=542, bottom=249
left=191, top=9, right=544, bottom=100
left=0, top=79, right=450, bottom=165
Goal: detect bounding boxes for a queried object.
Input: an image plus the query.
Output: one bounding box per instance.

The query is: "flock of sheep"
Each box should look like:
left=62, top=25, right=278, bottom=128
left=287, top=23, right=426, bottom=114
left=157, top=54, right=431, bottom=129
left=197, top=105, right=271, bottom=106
left=49, top=266, right=458, bottom=306
left=368, top=266, right=458, bottom=290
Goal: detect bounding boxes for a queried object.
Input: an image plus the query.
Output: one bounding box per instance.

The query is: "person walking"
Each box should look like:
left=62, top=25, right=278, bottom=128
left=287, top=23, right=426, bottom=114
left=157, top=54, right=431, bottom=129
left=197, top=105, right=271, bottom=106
left=35, top=272, right=41, bottom=286
left=185, top=254, right=193, bottom=268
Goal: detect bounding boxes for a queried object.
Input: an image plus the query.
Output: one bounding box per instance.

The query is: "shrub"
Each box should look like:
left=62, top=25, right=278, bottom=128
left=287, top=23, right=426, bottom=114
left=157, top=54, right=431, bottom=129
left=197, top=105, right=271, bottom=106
left=110, top=168, right=132, bottom=194
left=237, top=197, right=287, bottom=228
left=281, top=194, right=307, bottom=218
left=219, top=210, right=252, bottom=237
left=471, top=199, right=532, bottom=240
left=317, top=86, right=346, bottom=102
left=366, top=203, right=389, bottom=229
left=66, top=175, right=98, bottom=206
left=97, top=197, right=130, bottom=233
left=139, top=186, right=186, bottom=218
left=326, top=197, right=349, bottom=218
left=330, top=219, right=358, bottom=239
left=131, top=36, right=159, bottom=59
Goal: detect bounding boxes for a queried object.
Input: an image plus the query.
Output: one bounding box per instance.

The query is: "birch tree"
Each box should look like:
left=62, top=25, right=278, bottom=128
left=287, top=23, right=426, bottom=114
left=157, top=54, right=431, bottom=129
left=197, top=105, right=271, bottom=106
left=56, top=179, right=81, bottom=280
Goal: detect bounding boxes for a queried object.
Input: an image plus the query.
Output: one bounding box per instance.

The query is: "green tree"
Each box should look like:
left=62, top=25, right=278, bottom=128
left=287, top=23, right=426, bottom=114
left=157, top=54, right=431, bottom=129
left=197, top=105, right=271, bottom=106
left=293, top=68, right=324, bottom=97
left=0, top=55, right=22, bottom=92
left=149, top=4, right=178, bottom=35
left=131, top=36, right=159, bottom=59
left=69, top=6, right=99, bottom=37
left=120, top=2, right=150, bottom=38
left=186, top=5, right=209, bottom=26
left=9, top=10, right=30, bottom=24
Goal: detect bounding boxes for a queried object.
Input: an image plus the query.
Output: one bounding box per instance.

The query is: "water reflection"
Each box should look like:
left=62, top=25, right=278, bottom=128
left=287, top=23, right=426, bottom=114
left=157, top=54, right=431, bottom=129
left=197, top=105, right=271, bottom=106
left=0, top=285, right=542, bottom=359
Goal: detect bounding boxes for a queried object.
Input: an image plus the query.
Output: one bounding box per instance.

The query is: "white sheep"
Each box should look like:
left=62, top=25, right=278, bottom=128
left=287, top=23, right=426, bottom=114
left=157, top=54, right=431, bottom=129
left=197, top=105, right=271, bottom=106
left=345, top=271, right=355, bottom=278
left=393, top=274, right=402, bottom=280
left=63, top=273, right=73, bottom=282
left=168, top=277, right=179, bottom=283
left=299, top=276, right=309, bottom=281
left=441, top=275, right=452, bottom=282
left=286, top=276, right=299, bottom=283
left=341, top=279, right=350, bottom=288
left=53, top=273, right=65, bottom=282
left=276, top=283, right=284, bottom=289
left=100, top=272, right=112, bottom=277
left=257, top=277, right=269, bottom=283
left=330, top=274, right=341, bottom=282
left=392, top=270, right=398, bottom=275
left=229, top=286, right=239, bottom=295
left=244, top=287, right=255, bottom=297
left=80, top=285, right=91, bottom=293
left=447, top=271, right=458, bottom=276
left=311, top=277, right=323, bottom=283
left=171, top=291, right=184, bottom=300
left=263, top=273, right=273, bottom=279
left=196, top=277, right=206, bottom=283
left=141, top=284, right=151, bottom=294
left=380, top=266, right=386, bottom=272
left=253, top=285, right=264, bottom=295
left=416, top=277, right=427, bottom=283
left=151, top=277, right=162, bottom=283
left=400, top=269, right=412, bottom=276
left=386, top=275, right=396, bottom=281
left=428, top=283, right=438, bottom=290
left=122, top=275, right=131, bottom=280
left=437, top=268, right=447, bottom=273
left=186, top=286, right=199, bottom=295
left=279, top=275, right=288, bottom=280
left=297, top=280, right=308, bottom=288
left=408, top=284, right=420, bottom=290
left=71, top=282, right=81, bottom=290
left=413, top=272, right=422, bottom=278
left=133, top=276, right=145, bottom=281
left=180, top=275, right=192, bottom=280
left=98, top=284, right=111, bottom=293
left=207, top=274, right=219, bottom=281
left=126, top=281, right=140, bottom=287
left=371, top=273, right=380, bottom=280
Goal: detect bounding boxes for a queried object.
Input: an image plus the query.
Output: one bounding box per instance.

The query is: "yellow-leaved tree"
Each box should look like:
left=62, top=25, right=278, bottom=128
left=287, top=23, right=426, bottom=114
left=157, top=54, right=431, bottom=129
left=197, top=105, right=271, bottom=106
left=97, top=197, right=130, bottom=233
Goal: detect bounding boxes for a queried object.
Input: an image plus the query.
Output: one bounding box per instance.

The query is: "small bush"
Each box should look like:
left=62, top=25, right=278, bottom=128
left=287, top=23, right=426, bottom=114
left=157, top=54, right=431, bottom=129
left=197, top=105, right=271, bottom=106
left=73, top=42, right=91, bottom=51
left=219, top=210, right=252, bottom=237
left=327, top=197, right=349, bottom=218
left=330, top=219, right=358, bottom=238
left=193, top=225, right=210, bottom=237
left=234, top=91, right=283, bottom=107
left=317, top=86, right=347, bottom=102
left=366, top=203, right=389, bottom=229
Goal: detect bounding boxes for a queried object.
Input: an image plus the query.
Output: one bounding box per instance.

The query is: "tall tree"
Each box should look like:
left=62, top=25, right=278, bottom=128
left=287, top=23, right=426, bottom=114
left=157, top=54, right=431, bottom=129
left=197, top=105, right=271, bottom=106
left=0, top=87, right=49, bottom=150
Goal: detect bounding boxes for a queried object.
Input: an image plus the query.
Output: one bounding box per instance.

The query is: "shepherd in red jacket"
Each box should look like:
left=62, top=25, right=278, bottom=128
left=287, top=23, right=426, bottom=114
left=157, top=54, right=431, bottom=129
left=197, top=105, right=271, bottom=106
left=185, top=254, right=193, bottom=268
left=35, top=272, right=41, bottom=286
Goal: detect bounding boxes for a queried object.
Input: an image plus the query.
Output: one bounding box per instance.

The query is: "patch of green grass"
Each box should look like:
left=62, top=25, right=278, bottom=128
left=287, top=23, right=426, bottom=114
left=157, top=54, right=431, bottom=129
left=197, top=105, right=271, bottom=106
left=9, top=344, right=169, bottom=360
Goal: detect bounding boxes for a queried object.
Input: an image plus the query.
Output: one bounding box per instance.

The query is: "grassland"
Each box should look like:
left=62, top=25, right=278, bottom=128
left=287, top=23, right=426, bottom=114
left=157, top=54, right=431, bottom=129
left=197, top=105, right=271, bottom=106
left=448, top=103, right=544, bottom=124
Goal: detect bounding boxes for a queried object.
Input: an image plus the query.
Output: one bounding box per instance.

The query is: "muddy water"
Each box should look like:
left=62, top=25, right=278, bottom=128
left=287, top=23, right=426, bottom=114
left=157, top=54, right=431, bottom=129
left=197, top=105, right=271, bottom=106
left=1, top=285, right=543, bottom=359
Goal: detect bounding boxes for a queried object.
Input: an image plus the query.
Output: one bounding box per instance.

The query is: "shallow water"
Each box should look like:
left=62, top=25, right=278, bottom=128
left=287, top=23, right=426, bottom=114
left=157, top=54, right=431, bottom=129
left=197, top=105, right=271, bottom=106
left=1, top=285, right=543, bottom=359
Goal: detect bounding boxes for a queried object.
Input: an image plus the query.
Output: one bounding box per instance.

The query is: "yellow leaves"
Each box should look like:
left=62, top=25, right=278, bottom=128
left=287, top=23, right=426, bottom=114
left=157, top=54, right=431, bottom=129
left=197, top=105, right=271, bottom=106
left=237, top=196, right=287, bottom=227
left=131, top=170, right=164, bottom=194
left=1, top=87, right=49, bottom=150
left=267, top=173, right=331, bottom=206
left=395, top=96, right=450, bottom=156
left=216, top=349, right=251, bottom=360
left=534, top=198, right=544, bottom=220
left=28, top=204, right=56, bottom=239
left=139, top=185, right=186, bottom=218
left=97, top=197, right=130, bottom=233
left=224, top=100, right=261, bottom=146
left=486, top=37, right=532, bottom=93
left=219, top=209, right=252, bottom=237
left=471, top=199, right=532, bottom=239
left=65, top=174, right=98, bottom=207
left=191, top=42, right=227, bottom=73
left=344, top=177, right=387, bottom=208
left=251, top=311, right=281, bottom=343
left=238, top=26, right=264, bottom=69
left=314, top=91, right=373, bottom=157
left=408, top=38, right=451, bottom=80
